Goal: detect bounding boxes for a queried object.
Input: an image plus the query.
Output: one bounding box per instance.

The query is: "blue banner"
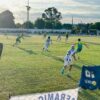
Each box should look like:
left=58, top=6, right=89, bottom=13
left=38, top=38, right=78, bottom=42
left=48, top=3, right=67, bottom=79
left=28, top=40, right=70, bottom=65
left=79, top=65, right=100, bottom=90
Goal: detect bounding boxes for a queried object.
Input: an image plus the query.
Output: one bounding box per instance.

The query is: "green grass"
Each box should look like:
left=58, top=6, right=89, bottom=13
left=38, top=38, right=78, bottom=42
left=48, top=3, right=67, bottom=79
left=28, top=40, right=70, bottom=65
left=0, top=35, right=100, bottom=100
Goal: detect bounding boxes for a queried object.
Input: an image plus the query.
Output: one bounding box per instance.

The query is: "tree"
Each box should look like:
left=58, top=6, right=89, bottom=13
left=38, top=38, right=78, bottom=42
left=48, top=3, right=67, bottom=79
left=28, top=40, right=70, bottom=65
left=62, top=24, right=72, bottom=29
left=45, top=21, right=53, bottom=29
left=0, top=10, right=16, bottom=28
left=16, top=23, right=22, bottom=28
left=42, top=7, right=62, bottom=29
left=22, top=21, right=34, bottom=29
left=34, top=18, right=45, bottom=29
left=54, top=21, right=62, bottom=29
left=89, top=23, right=97, bottom=30
left=95, top=22, right=100, bottom=30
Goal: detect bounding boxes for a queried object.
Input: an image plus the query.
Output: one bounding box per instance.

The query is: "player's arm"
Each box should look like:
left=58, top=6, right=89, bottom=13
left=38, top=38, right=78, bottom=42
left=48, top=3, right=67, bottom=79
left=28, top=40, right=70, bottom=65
left=72, top=53, right=77, bottom=61
left=83, top=42, right=89, bottom=48
left=72, top=43, right=77, bottom=46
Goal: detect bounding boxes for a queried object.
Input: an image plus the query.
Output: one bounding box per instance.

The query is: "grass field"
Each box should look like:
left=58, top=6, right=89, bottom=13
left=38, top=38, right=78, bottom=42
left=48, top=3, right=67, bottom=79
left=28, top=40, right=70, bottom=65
left=0, top=34, right=100, bottom=100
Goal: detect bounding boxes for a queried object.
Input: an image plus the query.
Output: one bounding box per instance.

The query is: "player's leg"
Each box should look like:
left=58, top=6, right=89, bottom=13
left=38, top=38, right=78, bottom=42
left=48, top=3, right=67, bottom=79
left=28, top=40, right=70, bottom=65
left=66, top=65, right=73, bottom=77
left=16, top=41, right=19, bottom=46
left=69, top=65, right=73, bottom=72
left=61, top=58, right=68, bottom=75
left=67, top=56, right=74, bottom=76
left=0, top=43, right=3, bottom=59
left=45, top=44, right=48, bottom=51
left=75, top=48, right=82, bottom=60
left=57, top=37, right=59, bottom=41
left=44, top=43, right=48, bottom=51
left=72, top=53, right=77, bottom=61
left=61, top=65, right=67, bottom=75
left=46, top=44, right=50, bottom=51
left=60, top=37, right=61, bottom=41
left=19, top=39, right=21, bottom=43
left=76, top=52, right=80, bottom=60
left=43, top=43, right=46, bottom=51
left=43, top=47, right=45, bottom=51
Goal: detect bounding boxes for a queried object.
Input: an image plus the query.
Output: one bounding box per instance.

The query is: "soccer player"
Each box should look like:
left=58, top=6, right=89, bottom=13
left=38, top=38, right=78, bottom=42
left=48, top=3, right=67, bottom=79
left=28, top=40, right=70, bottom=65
left=20, top=33, right=24, bottom=39
left=74, top=38, right=89, bottom=60
left=57, top=34, right=61, bottom=42
left=4, top=33, right=8, bottom=39
left=43, top=36, right=52, bottom=51
left=65, top=33, right=69, bottom=43
left=13, top=35, right=22, bottom=46
left=43, top=33, right=47, bottom=39
left=0, top=43, right=3, bottom=59
left=61, top=45, right=76, bottom=75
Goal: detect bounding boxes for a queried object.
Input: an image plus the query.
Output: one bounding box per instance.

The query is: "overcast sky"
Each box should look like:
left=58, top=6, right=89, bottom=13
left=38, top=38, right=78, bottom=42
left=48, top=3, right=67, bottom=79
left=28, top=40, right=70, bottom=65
left=0, top=0, right=100, bottom=24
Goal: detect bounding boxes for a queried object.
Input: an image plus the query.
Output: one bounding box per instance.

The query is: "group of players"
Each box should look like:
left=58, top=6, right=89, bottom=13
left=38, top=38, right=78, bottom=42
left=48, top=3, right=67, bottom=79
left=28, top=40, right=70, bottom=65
left=61, top=38, right=88, bottom=76
left=42, top=34, right=88, bottom=76
left=13, top=33, right=88, bottom=76
left=43, top=33, right=69, bottom=51
left=13, top=33, right=24, bottom=46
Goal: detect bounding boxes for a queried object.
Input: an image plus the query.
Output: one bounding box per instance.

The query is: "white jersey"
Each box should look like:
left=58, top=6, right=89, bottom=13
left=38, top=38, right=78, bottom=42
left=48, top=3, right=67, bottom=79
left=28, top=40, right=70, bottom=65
left=44, top=39, right=52, bottom=51
left=64, top=49, right=75, bottom=66
left=45, top=39, right=51, bottom=45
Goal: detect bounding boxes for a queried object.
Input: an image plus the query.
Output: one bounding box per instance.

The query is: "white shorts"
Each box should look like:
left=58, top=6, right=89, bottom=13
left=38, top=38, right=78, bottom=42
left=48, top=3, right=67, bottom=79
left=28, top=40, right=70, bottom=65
left=64, top=56, right=73, bottom=66
left=44, top=42, right=50, bottom=50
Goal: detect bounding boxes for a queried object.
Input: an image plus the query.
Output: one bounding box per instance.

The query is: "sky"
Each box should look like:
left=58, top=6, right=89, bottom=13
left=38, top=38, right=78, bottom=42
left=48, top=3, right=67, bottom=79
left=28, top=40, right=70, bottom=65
left=0, top=0, right=100, bottom=24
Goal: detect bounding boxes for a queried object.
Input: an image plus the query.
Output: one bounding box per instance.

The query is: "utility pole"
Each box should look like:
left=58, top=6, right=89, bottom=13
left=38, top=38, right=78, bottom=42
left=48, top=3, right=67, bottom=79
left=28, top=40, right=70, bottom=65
left=72, top=16, right=73, bottom=28
left=26, top=0, right=31, bottom=29
left=71, top=16, right=74, bottom=34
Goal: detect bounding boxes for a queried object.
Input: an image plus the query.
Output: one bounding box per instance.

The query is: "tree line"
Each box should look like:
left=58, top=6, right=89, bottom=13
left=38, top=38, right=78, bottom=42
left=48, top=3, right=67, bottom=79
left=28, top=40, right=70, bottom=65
left=0, top=8, right=100, bottom=32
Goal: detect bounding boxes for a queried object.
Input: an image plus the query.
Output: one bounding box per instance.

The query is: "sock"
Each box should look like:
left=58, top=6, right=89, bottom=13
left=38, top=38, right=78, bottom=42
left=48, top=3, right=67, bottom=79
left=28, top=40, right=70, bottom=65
left=61, top=67, right=64, bottom=75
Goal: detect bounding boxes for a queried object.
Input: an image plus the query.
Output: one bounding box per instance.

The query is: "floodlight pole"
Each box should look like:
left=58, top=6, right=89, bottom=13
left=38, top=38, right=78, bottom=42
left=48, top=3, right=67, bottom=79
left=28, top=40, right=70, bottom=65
left=71, top=16, right=74, bottom=34
left=72, top=16, right=73, bottom=28
left=26, top=0, right=31, bottom=29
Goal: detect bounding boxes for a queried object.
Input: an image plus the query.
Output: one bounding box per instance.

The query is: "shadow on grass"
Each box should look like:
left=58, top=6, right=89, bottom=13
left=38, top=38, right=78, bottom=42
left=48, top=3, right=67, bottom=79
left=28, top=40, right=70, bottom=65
left=17, top=47, right=37, bottom=55
left=73, top=64, right=82, bottom=70
left=86, top=42, right=100, bottom=45
left=67, top=75, right=78, bottom=83
left=93, top=90, right=100, bottom=98
left=73, top=59, right=96, bottom=71
left=79, top=90, right=99, bottom=100
left=79, top=59, right=96, bottom=66
left=42, top=52, right=63, bottom=63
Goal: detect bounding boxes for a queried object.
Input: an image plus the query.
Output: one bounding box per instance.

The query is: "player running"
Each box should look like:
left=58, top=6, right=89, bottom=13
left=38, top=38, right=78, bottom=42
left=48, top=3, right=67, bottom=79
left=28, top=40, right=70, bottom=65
left=13, top=35, right=22, bottom=46
left=65, top=33, right=69, bottom=43
left=73, top=38, right=89, bottom=60
left=57, top=34, right=61, bottom=42
left=43, top=36, right=52, bottom=51
left=61, top=45, right=76, bottom=75
left=0, top=43, right=3, bottom=59
left=43, top=33, right=47, bottom=39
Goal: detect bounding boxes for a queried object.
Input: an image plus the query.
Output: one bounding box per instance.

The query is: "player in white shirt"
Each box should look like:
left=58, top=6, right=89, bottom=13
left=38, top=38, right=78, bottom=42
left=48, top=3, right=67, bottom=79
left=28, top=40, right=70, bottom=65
left=43, top=36, right=52, bottom=51
left=61, top=45, right=76, bottom=75
left=57, top=34, right=61, bottom=42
